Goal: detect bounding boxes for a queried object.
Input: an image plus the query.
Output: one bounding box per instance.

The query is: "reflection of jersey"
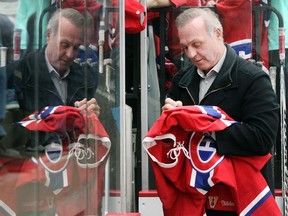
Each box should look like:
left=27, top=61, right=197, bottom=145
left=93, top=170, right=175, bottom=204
left=14, top=106, right=111, bottom=215
left=143, top=105, right=281, bottom=216
left=76, top=44, right=98, bottom=65
left=0, top=158, right=24, bottom=216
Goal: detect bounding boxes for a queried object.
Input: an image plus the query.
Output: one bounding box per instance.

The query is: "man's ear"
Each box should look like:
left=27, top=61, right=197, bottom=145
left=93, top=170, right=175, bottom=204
left=215, top=28, right=222, bottom=38
left=46, top=29, right=51, bottom=41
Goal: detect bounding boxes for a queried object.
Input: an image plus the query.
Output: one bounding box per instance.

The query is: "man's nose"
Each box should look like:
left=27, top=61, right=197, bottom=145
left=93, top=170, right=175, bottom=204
left=186, top=47, right=196, bottom=59
left=66, top=47, right=76, bottom=59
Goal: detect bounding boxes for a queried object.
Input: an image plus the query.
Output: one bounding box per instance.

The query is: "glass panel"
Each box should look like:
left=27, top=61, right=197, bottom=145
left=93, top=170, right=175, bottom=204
left=0, top=0, right=122, bottom=215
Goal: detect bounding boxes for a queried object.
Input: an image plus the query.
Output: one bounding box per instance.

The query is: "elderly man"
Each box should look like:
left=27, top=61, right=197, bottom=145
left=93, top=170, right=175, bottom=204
left=14, top=8, right=99, bottom=115
left=11, top=8, right=99, bottom=152
left=162, top=8, right=279, bottom=216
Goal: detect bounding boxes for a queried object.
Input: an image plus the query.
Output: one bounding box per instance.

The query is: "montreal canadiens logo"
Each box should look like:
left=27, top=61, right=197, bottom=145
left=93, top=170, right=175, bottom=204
left=39, top=141, right=71, bottom=173
left=45, top=142, right=63, bottom=164
left=189, top=132, right=224, bottom=172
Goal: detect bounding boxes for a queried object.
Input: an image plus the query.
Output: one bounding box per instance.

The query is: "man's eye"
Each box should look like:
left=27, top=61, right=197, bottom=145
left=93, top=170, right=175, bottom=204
left=60, top=42, right=70, bottom=48
left=193, top=42, right=201, bottom=48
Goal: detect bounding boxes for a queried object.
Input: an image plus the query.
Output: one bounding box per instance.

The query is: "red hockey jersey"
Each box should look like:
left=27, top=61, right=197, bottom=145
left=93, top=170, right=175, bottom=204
left=15, top=106, right=111, bottom=215
left=143, top=105, right=281, bottom=216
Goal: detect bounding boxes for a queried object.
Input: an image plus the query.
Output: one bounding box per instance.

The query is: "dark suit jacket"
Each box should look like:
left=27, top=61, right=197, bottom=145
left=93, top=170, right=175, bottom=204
left=14, top=46, right=98, bottom=113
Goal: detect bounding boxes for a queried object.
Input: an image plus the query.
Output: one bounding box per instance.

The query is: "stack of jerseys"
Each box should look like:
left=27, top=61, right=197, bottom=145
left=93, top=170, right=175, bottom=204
left=0, top=106, right=111, bottom=216
left=143, top=105, right=281, bottom=216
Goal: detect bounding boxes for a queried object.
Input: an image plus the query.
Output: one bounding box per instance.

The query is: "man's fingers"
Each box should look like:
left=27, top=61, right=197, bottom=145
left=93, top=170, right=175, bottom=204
left=176, top=101, right=183, bottom=107
left=75, top=98, right=100, bottom=116
left=88, top=103, right=101, bottom=116
left=162, top=103, right=176, bottom=111
left=74, top=98, right=87, bottom=108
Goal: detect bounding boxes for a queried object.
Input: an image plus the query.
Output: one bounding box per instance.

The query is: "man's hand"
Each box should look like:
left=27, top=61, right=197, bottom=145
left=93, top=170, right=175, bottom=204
left=74, top=98, right=100, bottom=116
left=161, top=98, right=183, bottom=112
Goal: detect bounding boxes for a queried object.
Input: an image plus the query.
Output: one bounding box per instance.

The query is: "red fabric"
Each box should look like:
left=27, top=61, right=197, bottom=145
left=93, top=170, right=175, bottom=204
left=18, top=106, right=109, bottom=138
left=58, top=0, right=101, bottom=15
left=216, top=0, right=252, bottom=58
left=107, top=0, right=147, bottom=49
left=58, top=0, right=85, bottom=12
left=0, top=158, right=24, bottom=215
left=216, top=0, right=252, bottom=43
left=109, top=0, right=147, bottom=34
left=14, top=106, right=111, bottom=215
left=171, top=0, right=199, bottom=8
left=143, top=105, right=281, bottom=216
left=125, top=0, right=147, bottom=34
left=0, top=145, right=110, bottom=215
